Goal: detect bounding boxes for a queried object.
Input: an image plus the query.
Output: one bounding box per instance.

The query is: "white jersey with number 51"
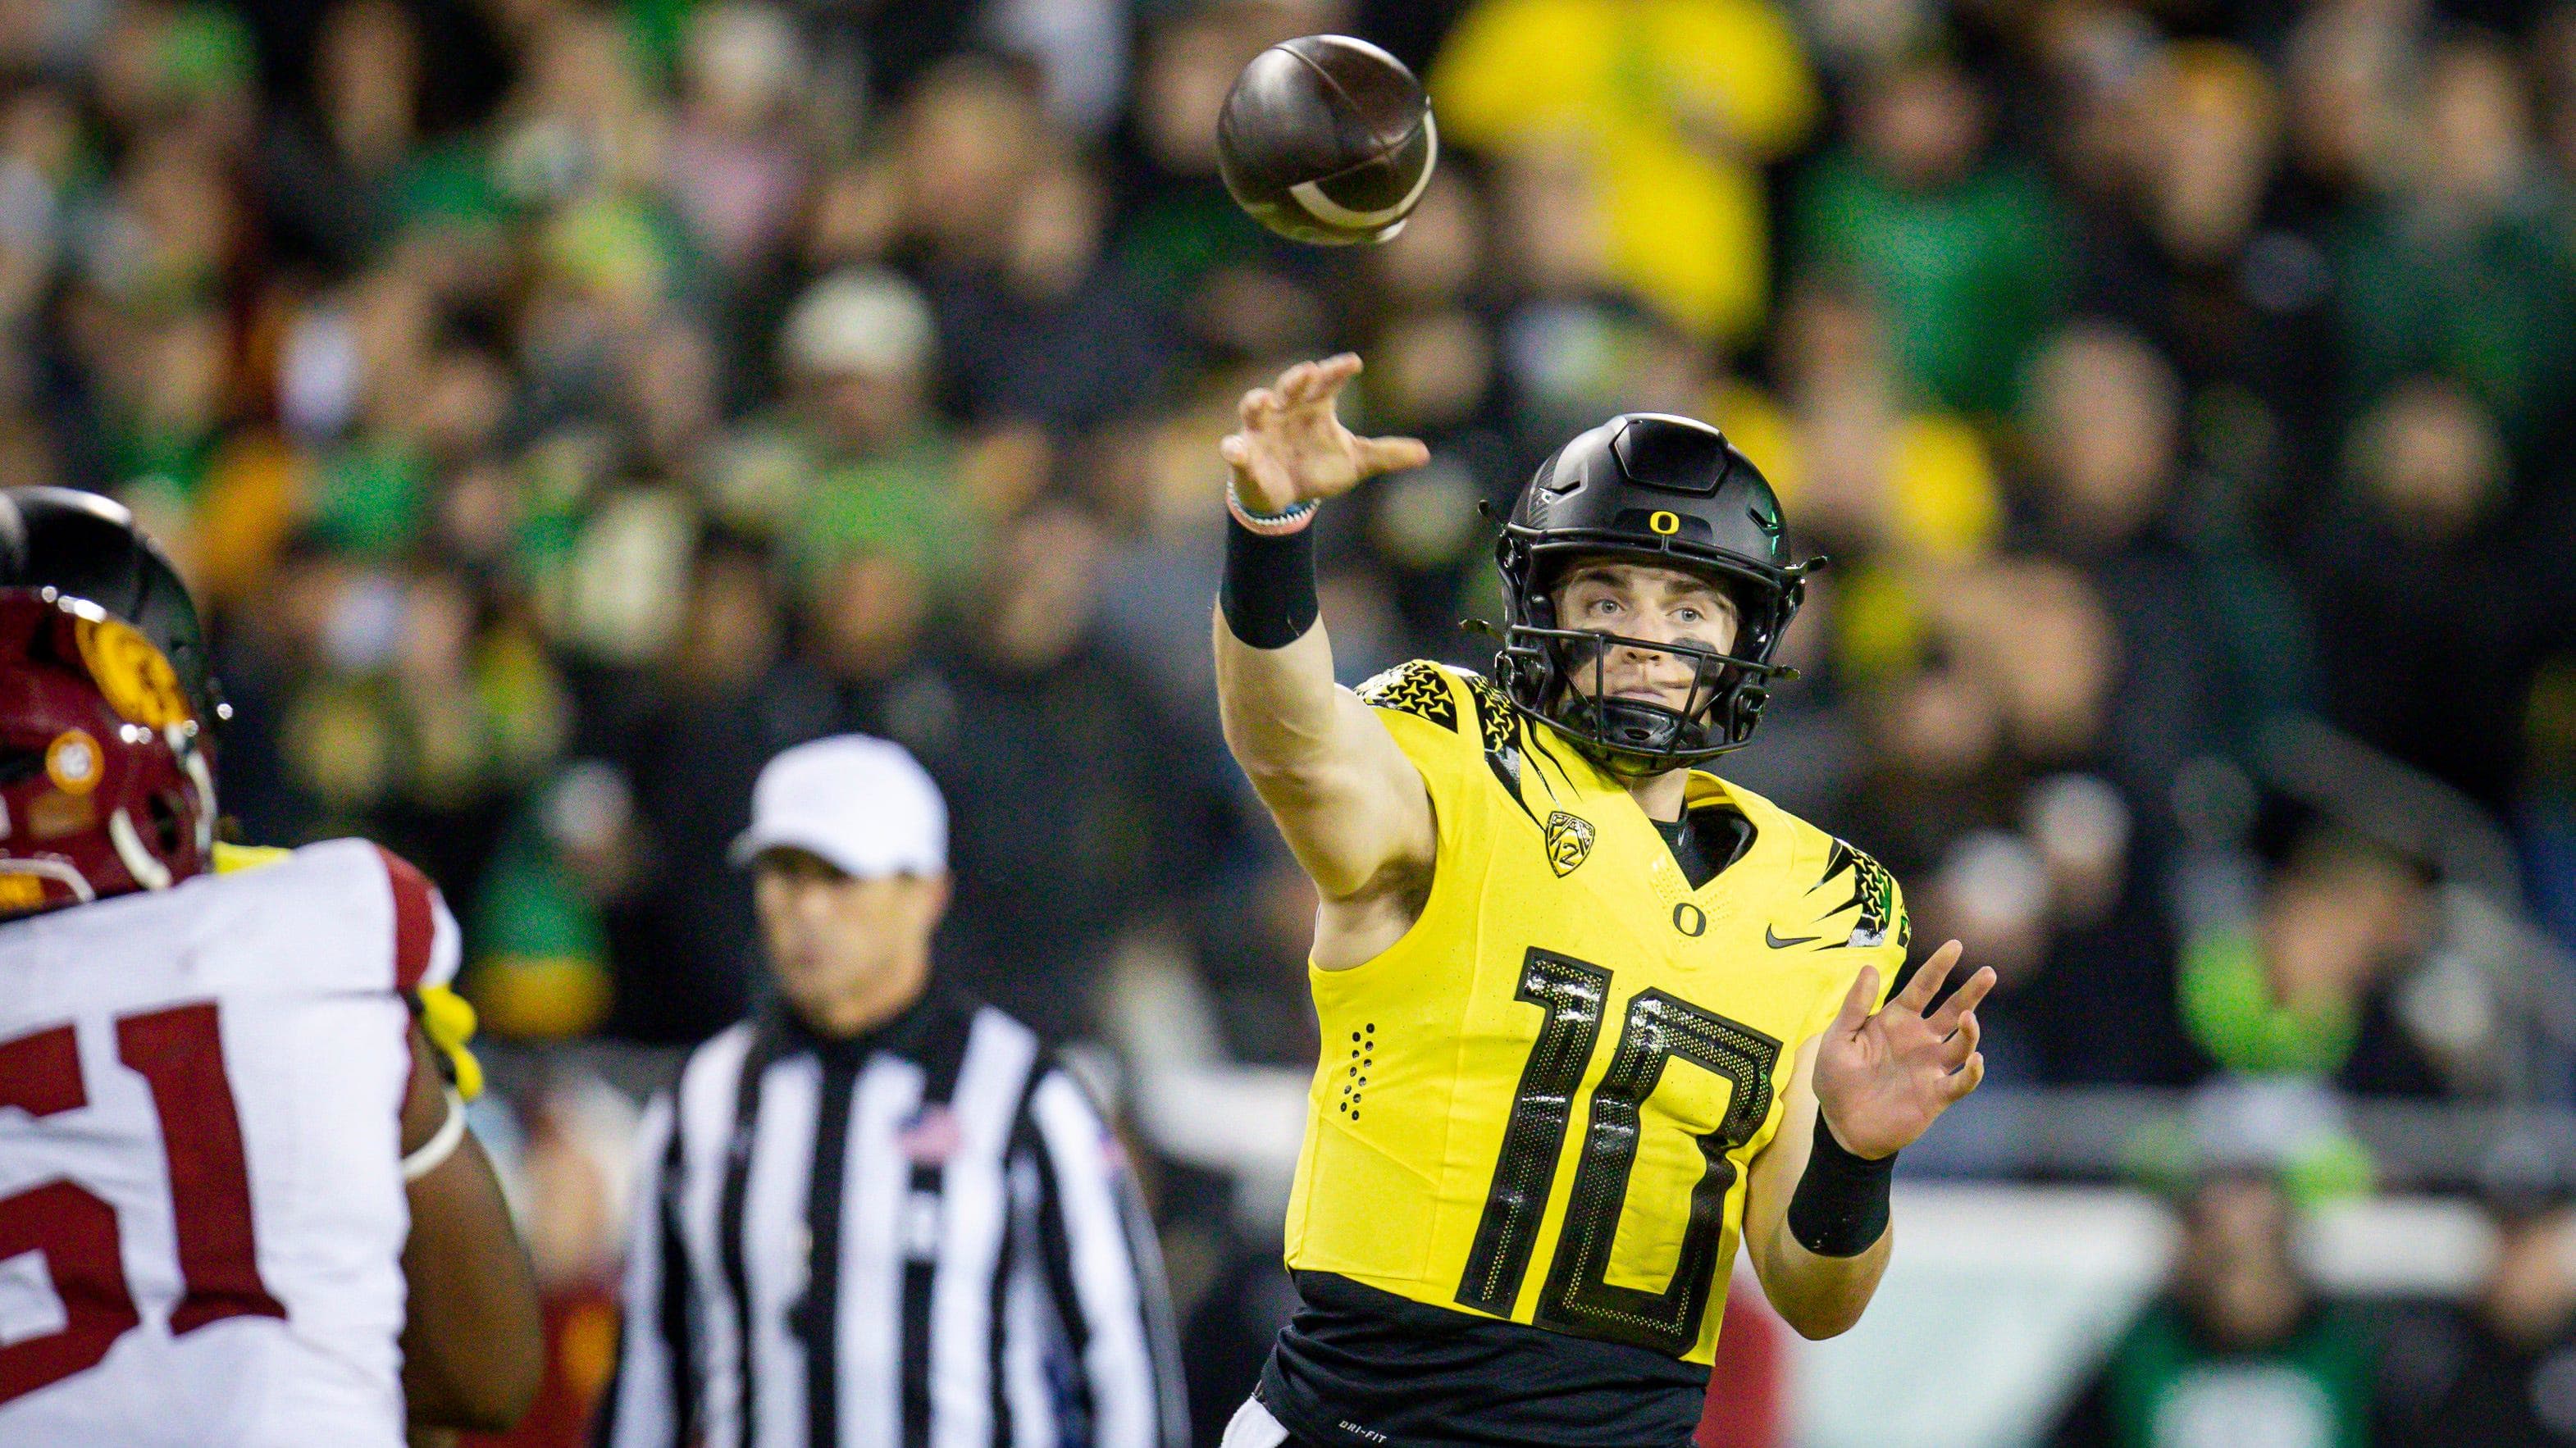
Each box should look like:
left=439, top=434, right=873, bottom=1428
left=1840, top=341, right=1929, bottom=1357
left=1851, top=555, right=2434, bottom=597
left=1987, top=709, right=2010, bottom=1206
left=0, top=837, right=458, bottom=1446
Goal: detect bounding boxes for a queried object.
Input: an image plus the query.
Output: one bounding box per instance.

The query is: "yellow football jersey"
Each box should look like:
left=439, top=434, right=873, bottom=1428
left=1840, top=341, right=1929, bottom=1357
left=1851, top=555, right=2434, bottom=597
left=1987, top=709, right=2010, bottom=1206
left=1281, top=660, right=1908, bottom=1364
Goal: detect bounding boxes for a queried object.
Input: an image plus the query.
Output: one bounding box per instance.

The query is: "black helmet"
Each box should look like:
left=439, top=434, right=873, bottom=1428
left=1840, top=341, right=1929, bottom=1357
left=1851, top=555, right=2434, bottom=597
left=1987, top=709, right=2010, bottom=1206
left=1493, top=414, right=1816, bottom=776
left=0, top=488, right=227, bottom=736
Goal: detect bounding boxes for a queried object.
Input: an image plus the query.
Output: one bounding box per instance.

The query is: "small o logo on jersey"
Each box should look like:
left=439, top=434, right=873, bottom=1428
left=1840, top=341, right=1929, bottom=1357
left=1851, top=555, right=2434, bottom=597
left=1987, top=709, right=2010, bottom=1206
left=1672, top=902, right=1707, bottom=936
left=45, top=729, right=101, bottom=795
left=1544, top=811, right=1595, bottom=877
left=1648, top=511, right=1682, bottom=536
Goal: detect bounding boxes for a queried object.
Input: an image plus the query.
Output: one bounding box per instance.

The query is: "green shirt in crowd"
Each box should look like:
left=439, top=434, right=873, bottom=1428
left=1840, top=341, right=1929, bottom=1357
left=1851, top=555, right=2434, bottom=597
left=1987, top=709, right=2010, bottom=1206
left=1792, top=151, right=2071, bottom=419
left=2102, top=1300, right=2377, bottom=1448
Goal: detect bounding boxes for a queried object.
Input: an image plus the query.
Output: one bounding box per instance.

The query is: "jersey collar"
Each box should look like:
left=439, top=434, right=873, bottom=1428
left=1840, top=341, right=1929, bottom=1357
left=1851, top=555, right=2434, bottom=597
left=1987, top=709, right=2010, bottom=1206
left=1528, top=727, right=1779, bottom=899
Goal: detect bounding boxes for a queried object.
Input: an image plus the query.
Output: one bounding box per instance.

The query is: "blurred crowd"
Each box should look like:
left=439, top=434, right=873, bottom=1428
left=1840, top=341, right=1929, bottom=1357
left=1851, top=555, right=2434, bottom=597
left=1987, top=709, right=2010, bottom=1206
left=44, top=0, right=2567, bottom=1087
left=17, top=0, right=2576, bottom=1435
left=2053, top=1164, right=2576, bottom=1448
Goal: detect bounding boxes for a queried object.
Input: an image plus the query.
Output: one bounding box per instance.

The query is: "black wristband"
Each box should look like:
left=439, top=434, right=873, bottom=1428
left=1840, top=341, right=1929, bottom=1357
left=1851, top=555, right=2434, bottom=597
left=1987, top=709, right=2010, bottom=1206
left=1220, top=512, right=1319, bottom=649
left=1786, top=1112, right=1895, bottom=1258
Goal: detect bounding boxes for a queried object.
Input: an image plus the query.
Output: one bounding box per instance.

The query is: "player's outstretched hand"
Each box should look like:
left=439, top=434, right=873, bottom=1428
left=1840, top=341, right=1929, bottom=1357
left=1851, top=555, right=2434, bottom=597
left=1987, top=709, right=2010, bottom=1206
left=1812, top=940, right=1995, bottom=1161
left=1219, top=353, right=1430, bottom=514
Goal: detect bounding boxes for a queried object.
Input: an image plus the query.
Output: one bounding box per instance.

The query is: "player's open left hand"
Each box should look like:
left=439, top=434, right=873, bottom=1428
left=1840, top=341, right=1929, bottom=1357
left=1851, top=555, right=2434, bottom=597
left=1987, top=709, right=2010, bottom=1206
left=1812, top=940, right=1994, bottom=1161
left=1219, top=353, right=1430, bottom=514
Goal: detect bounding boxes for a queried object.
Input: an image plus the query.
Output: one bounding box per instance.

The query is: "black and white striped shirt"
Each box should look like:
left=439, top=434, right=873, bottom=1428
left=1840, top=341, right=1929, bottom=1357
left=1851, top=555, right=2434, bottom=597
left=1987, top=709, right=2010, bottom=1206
left=594, top=989, right=1188, bottom=1448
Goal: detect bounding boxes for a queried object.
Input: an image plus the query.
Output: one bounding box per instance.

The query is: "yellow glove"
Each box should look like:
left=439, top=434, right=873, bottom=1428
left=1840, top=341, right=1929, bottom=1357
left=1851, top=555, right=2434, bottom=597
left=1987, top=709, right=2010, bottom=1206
left=212, top=842, right=293, bottom=874
left=414, top=984, right=486, bottom=1101
left=212, top=845, right=486, bottom=1096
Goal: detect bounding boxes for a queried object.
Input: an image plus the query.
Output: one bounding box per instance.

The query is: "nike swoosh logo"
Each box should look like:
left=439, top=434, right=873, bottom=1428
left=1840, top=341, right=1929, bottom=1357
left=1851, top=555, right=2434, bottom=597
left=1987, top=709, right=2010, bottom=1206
left=1766, top=927, right=1821, bottom=949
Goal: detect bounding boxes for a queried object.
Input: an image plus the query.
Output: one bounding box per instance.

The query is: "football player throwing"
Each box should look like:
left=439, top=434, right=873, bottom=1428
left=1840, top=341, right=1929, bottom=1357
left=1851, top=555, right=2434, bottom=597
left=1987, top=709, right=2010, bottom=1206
left=1210, top=357, right=1995, bottom=1447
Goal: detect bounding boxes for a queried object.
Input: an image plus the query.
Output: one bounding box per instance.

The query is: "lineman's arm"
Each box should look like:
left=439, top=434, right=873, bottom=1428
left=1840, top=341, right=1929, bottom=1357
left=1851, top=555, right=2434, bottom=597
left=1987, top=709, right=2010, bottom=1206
left=1743, top=942, right=1991, bottom=1339
left=1213, top=356, right=1437, bottom=953
left=397, top=1023, right=545, bottom=1431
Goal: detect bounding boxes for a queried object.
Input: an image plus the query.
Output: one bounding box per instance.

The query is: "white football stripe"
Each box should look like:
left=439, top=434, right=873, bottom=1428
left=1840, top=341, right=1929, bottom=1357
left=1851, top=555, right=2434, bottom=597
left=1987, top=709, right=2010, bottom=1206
left=1288, top=111, right=1438, bottom=229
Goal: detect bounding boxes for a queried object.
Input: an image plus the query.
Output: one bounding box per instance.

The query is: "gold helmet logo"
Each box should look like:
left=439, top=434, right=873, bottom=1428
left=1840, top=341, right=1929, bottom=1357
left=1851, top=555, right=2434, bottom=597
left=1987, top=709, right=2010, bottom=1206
left=72, top=617, right=193, bottom=731
left=1544, top=811, right=1595, bottom=877
left=1648, top=510, right=1681, bottom=535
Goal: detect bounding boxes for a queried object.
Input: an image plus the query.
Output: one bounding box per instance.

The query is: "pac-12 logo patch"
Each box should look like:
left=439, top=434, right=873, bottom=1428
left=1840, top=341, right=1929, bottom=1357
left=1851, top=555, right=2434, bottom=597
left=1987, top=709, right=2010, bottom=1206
left=1544, top=811, right=1594, bottom=877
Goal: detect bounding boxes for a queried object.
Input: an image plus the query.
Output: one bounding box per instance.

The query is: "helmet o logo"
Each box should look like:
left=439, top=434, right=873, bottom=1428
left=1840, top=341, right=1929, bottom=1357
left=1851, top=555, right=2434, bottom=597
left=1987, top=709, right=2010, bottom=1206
left=1648, top=511, right=1682, bottom=536
left=46, top=730, right=100, bottom=795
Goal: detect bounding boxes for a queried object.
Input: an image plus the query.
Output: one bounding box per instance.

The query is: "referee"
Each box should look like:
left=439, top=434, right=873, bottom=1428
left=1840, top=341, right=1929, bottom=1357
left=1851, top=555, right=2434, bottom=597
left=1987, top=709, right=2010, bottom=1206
left=594, top=734, right=1189, bottom=1448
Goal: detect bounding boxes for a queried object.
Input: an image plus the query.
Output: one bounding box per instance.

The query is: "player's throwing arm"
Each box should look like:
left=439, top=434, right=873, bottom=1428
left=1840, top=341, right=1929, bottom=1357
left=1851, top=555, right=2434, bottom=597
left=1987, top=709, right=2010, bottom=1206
left=1211, top=353, right=1438, bottom=971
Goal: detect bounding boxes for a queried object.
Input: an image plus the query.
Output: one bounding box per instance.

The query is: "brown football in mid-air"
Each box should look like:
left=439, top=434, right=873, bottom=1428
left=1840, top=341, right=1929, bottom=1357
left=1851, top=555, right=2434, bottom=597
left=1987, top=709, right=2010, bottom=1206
left=1216, top=34, right=1437, bottom=246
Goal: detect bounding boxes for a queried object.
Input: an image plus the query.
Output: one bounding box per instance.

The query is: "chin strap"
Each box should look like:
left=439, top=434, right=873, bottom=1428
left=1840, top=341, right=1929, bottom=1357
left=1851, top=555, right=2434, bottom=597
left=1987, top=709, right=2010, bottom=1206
left=0, top=858, right=95, bottom=904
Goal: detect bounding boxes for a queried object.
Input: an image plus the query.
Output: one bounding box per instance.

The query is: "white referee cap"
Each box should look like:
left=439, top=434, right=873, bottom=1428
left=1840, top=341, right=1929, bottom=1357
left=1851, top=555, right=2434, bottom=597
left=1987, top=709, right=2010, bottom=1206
left=729, top=734, right=948, bottom=879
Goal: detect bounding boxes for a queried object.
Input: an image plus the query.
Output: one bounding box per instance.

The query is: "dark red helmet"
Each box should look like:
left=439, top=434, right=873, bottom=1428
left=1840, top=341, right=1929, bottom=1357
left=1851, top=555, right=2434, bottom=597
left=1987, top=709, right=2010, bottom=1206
left=0, top=488, right=227, bottom=738
left=0, top=588, right=213, bottom=918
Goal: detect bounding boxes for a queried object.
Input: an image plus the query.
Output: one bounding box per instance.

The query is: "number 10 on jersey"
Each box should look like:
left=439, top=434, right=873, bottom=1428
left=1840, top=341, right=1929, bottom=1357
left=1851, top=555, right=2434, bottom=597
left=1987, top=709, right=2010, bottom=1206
left=1456, top=948, right=1783, bottom=1355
